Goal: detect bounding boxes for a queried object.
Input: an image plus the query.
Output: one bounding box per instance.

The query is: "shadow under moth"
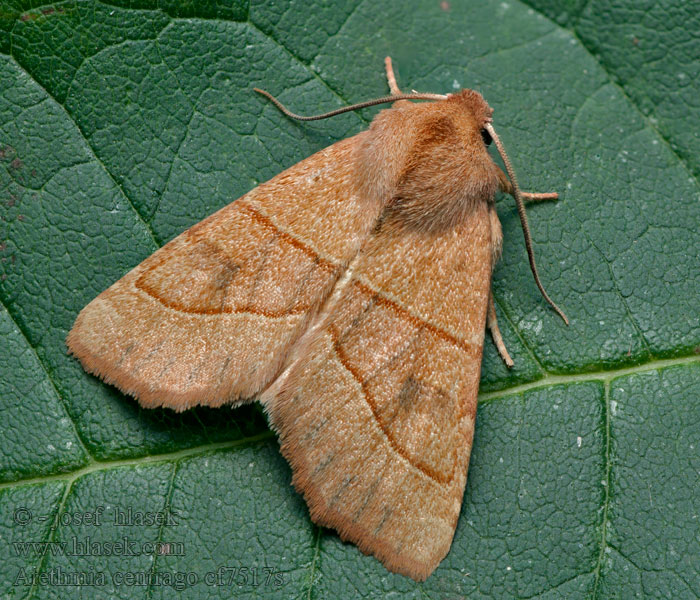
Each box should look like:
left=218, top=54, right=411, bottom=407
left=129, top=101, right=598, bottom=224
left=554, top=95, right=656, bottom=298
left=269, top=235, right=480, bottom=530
left=67, top=57, right=567, bottom=581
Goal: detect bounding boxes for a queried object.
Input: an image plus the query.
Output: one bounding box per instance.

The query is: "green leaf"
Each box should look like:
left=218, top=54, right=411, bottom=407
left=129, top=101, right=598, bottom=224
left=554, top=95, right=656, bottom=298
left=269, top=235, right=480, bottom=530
left=1, top=1, right=698, bottom=598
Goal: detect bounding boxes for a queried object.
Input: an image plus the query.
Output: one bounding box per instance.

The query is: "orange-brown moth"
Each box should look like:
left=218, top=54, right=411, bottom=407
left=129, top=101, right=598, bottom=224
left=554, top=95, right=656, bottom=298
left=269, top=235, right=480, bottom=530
left=67, top=57, right=567, bottom=581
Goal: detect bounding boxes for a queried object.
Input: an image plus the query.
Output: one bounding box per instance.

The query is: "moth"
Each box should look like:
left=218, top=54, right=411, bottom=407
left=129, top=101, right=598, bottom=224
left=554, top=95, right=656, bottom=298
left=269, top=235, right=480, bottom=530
left=67, top=57, right=567, bottom=581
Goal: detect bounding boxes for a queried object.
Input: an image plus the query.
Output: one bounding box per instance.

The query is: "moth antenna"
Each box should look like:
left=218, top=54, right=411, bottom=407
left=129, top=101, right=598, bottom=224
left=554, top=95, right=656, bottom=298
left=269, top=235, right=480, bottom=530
left=254, top=88, right=447, bottom=121
left=484, top=122, right=569, bottom=325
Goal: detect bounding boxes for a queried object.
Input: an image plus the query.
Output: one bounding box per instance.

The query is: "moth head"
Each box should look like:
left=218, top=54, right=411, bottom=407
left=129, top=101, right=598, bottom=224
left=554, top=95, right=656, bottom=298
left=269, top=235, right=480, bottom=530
left=444, top=89, right=495, bottom=150
left=447, top=89, right=493, bottom=124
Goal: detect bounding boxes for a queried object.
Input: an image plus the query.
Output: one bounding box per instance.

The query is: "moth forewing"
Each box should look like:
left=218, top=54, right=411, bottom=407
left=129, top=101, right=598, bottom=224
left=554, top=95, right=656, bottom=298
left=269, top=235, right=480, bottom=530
left=67, top=137, right=382, bottom=410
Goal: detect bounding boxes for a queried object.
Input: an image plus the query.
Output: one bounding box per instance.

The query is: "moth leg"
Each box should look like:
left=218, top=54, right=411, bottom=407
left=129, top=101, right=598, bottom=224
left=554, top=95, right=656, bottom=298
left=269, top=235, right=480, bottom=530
left=384, top=56, right=402, bottom=94
left=487, top=293, right=514, bottom=368
left=496, top=166, right=559, bottom=204
left=384, top=56, right=414, bottom=109
left=522, top=191, right=558, bottom=204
